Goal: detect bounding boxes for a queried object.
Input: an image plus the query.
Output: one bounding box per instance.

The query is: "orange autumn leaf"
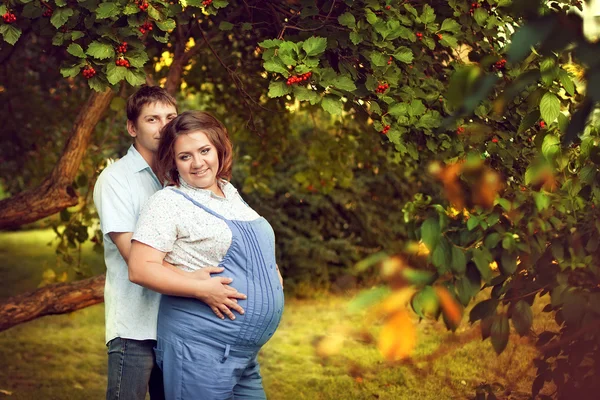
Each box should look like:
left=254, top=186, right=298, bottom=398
left=376, top=287, right=416, bottom=317
left=434, top=286, right=463, bottom=328
left=377, top=310, right=416, bottom=361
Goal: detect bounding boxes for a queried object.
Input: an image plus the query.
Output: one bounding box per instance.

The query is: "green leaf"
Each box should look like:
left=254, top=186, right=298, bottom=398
left=87, top=76, right=107, bottom=92
left=332, top=76, right=356, bottom=92
left=87, top=41, right=115, bottom=60
left=349, top=31, right=362, bottom=45
left=370, top=52, right=387, bottom=67
left=321, top=95, right=343, bottom=115
left=421, top=4, right=435, bottom=24
left=67, top=43, right=86, bottom=58
left=302, top=37, right=327, bottom=57
left=388, top=103, right=408, bottom=117
left=484, top=232, right=502, bottom=249
left=500, top=252, right=517, bottom=275
left=219, top=21, right=234, bottom=31
left=268, top=81, right=291, bottom=98
left=507, top=17, right=556, bottom=64
left=408, top=99, right=425, bottom=117
left=50, top=7, right=74, bottom=29
left=96, top=2, right=119, bottom=19
left=472, top=248, right=493, bottom=282
left=70, top=31, right=85, bottom=41
left=293, top=86, right=320, bottom=105
left=441, top=18, right=460, bottom=33
left=0, top=24, right=22, bottom=46
left=440, top=34, right=458, bottom=48
left=366, top=9, right=378, bottom=25
left=125, top=69, right=147, bottom=86
left=126, top=50, right=149, bottom=69
left=106, top=62, right=128, bottom=85
left=147, top=4, right=164, bottom=21
left=558, top=69, right=575, bottom=96
left=469, top=299, right=498, bottom=323
left=491, top=315, right=509, bottom=354
left=512, top=300, right=533, bottom=336
left=421, top=218, right=440, bottom=252
left=123, top=3, right=138, bottom=15
left=347, top=286, right=391, bottom=313
left=156, top=18, right=176, bottom=31
left=417, top=110, right=441, bottom=129
left=451, top=246, right=466, bottom=274
left=539, top=92, right=560, bottom=123
left=533, top=192, right=550, bottom=211
left=541, top=134, right=560, bottom=160
left=473, top=8, right=488, bottom=26
left=259, top=39, right=283, bottom=49
left=432, top=237, right=452, bottom=272
left=60, top=64, right=83, bottom=78
left=467, top=216, right=480, bottom=231
left=393, top=47, right=413, bottom=64
left=338, top=12, right=356, bottom=28
left=518, top=110, right=540, bottom=134
left=264, top=60, right=289, bottom=76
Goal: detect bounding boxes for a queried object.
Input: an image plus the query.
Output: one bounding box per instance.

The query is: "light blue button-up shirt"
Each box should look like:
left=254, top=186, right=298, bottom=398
left=93, top=145, right=163, bottom=344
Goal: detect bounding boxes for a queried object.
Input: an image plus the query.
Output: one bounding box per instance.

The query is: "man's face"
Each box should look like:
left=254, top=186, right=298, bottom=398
left=127, top=102, right=177, bottom=154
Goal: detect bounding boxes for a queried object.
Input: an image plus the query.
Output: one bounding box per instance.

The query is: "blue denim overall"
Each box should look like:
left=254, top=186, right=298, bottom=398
left=154, top=190, right=284, bottom=400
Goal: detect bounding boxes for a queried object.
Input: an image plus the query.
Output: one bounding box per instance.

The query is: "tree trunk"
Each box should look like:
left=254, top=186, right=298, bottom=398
left=0, top=274, right=105, bottom=332
left=0, top=87, right=115, bottom=230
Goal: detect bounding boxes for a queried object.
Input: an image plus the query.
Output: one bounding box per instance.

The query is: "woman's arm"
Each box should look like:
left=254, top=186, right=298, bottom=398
left=129, top=240, right=246, bottom=320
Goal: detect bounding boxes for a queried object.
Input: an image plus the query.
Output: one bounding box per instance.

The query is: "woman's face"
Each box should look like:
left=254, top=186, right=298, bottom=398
left=174, top=131, right=221, bottom=195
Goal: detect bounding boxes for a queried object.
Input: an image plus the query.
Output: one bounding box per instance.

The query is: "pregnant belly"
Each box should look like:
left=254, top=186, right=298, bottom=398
left=158, top=278, right=284, bottom=348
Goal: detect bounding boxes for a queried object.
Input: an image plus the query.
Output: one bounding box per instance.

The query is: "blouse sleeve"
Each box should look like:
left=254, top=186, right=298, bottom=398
left=132, top=189, right=179, bottom=253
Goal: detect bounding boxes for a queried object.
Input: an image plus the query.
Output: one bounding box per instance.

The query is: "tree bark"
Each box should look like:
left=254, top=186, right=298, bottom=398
left=0, top=87, right=115, bottom=230
left=0, top=274, right=105, bottom=332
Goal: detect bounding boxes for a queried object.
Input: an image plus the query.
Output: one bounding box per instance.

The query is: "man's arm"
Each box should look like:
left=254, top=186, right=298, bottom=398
left=110, top=232, right=245, bottom=320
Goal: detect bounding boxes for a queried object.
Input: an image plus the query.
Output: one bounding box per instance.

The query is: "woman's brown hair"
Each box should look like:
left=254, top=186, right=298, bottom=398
left=155, top=111, right=233, bottom=186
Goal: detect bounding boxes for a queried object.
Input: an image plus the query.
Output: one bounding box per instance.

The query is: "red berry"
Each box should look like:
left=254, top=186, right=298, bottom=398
left=540, top=121, right=546, bottom=128
left=491, top=137, right=499, bottom=143
left=385, top=5, right=391, bottom=10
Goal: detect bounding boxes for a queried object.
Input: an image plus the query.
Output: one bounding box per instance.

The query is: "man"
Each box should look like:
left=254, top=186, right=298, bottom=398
left=94, top=86, right=246, bottom=400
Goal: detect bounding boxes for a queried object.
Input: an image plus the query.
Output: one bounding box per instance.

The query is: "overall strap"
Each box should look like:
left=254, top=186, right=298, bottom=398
left=171, top=189, right=227, bottom=220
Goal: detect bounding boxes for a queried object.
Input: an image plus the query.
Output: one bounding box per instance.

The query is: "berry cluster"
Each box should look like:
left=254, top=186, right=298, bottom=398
left=116, top=57, right=130, bottom=68
left=387, top=56, right=392, bottom=65
left=494, top=58, right=506, bottom=70
left=82, top=66, right=96, bottom=79
left=469, top=2, right=481, bottom=14
left=375, top=82, right=389, bottom=94
left=416, top=32, right=423, bottom=41
left=539, top=121, right=546, bottom=128
left=139, top=21, right=153, bottom=34
left=42, top=8, right=53, bottom=17
left=2, top=12, right=16, bottom=23
left=456, top=126, right=465, bottom=135
left=116, top=41, right=128, bottom=54
left=138, top=1, right=149, bottom=11
left=381, top=125, right=391, bottom=135
left=286, top=71, right=312, bottom=86
left=203, top=0, right=213, bottom=6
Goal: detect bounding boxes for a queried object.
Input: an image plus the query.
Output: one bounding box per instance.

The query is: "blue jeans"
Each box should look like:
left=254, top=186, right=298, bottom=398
left=106, top=338, right=165, bottom=400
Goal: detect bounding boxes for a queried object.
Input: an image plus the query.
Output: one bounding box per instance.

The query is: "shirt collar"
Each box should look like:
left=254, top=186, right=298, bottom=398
left=178, top=178, right=237, bottom=200
left=127, top=145, right=153, bottom=173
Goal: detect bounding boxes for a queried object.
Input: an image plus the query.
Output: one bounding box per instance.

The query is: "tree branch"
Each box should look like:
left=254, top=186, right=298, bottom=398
left=0, top=87, right=115, bottom=230
left=0, top=274, right=105, bottom=332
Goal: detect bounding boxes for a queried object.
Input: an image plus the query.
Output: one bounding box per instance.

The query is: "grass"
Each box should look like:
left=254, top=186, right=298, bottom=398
left=0, top=230, right=551, bottom=399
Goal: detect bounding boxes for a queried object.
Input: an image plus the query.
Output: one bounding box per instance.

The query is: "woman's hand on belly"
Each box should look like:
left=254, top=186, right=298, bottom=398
left=195, top=277, right=247, bottom=321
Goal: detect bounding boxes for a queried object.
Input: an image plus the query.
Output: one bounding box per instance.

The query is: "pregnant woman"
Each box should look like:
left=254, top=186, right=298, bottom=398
left=128, top=111, right=284, bottom=399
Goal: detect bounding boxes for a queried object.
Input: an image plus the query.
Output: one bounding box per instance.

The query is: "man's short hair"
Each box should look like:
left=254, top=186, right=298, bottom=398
left=126, top=86, right=178, bottom=124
